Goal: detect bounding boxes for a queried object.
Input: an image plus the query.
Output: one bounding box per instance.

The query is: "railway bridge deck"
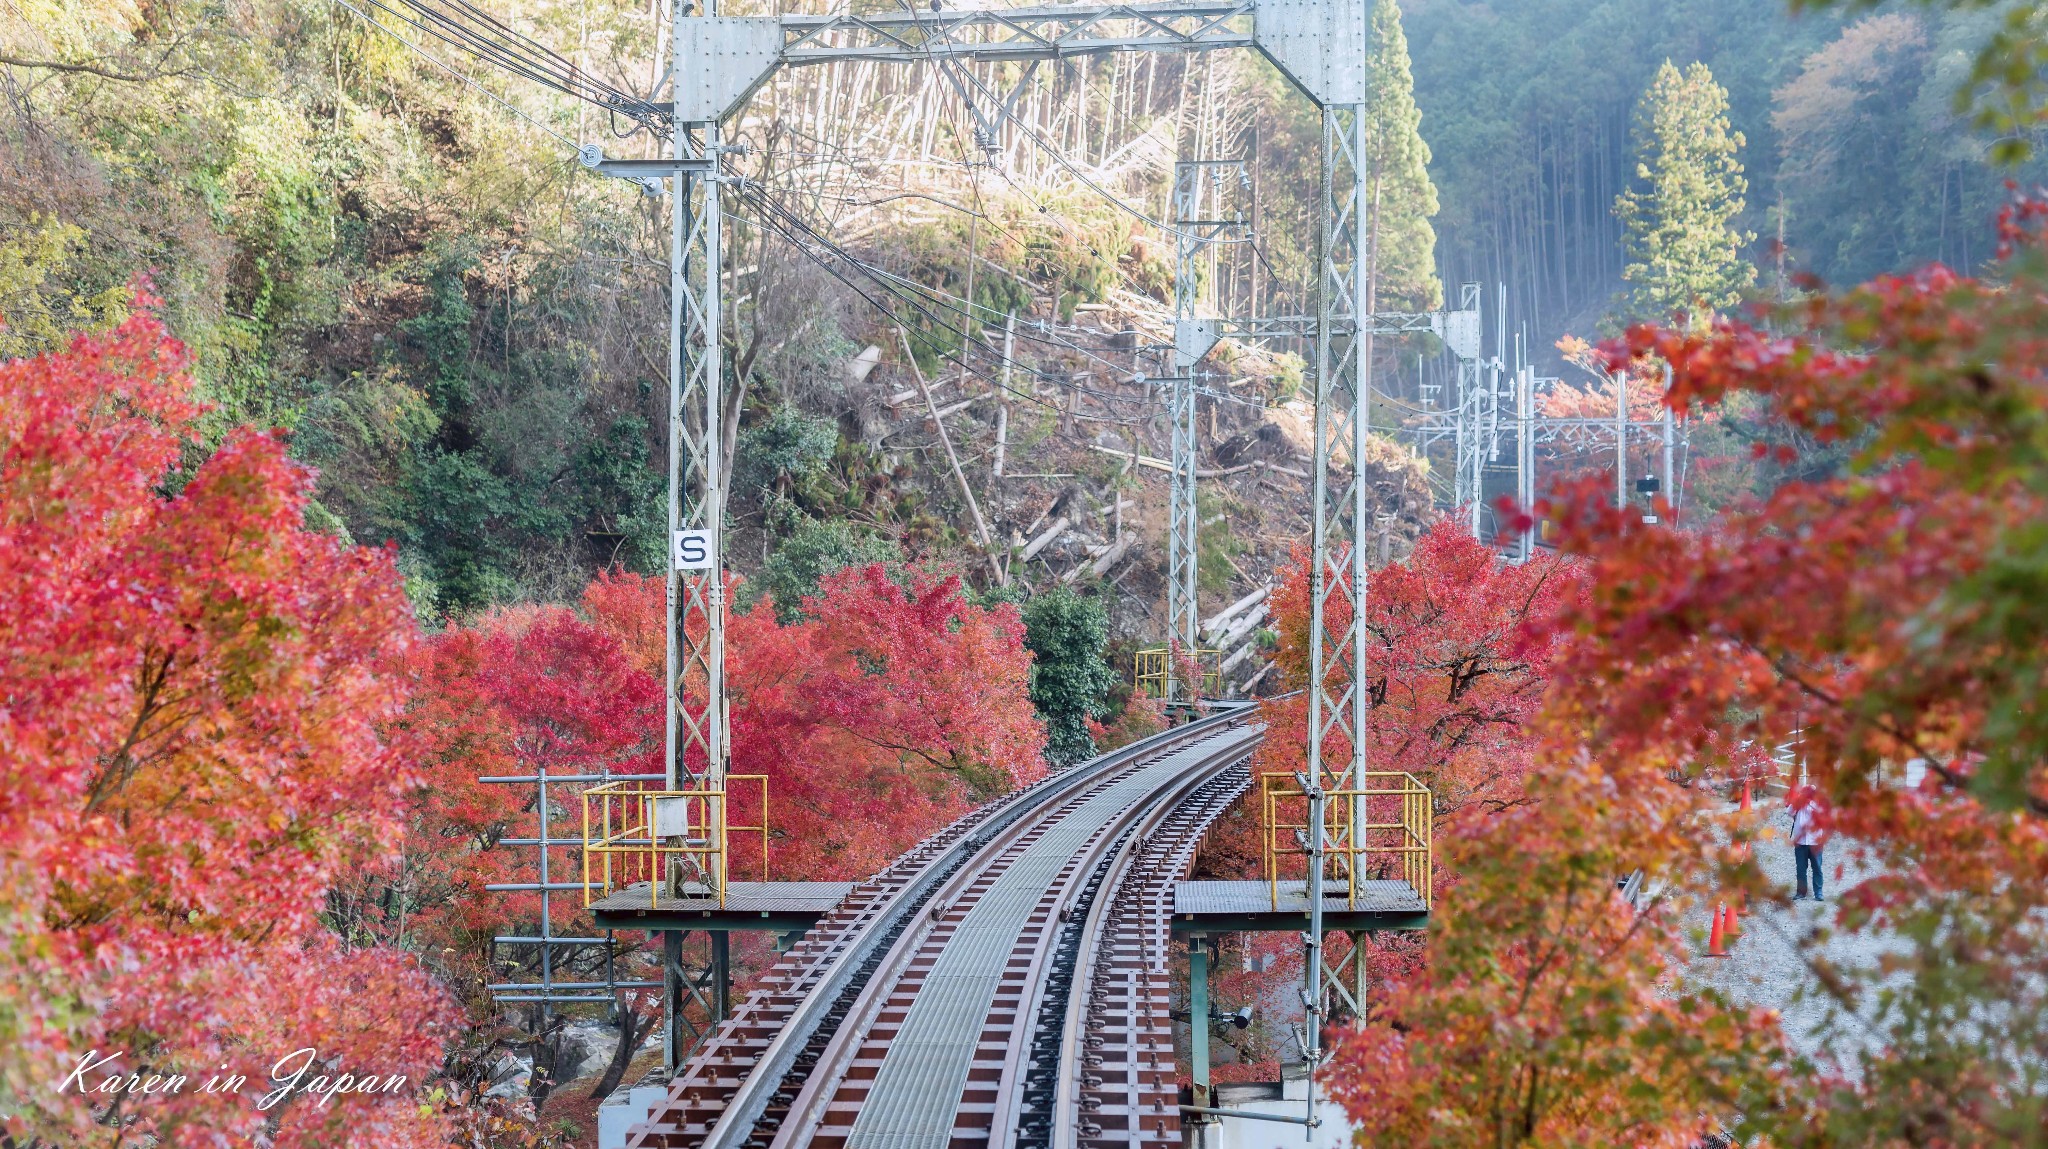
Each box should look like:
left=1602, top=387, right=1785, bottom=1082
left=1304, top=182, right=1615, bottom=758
left=606, top=710, right=1429, bottom=1149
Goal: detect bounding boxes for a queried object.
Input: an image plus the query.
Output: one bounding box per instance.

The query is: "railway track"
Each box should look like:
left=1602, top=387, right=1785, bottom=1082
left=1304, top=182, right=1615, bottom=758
left=626, top=709, right=1262, bottom=1149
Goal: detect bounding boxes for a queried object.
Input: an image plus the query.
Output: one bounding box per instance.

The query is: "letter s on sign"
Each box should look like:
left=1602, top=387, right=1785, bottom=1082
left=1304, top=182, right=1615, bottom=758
left=672, top=530, right=715, bottom=570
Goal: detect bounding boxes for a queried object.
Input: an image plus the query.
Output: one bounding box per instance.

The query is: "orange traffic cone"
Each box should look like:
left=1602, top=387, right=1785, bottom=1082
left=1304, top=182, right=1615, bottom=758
left=1725, top=900, right=1742, bottom=942
left=1740, top=780, right=1753, bottom=812
left=1707, top=903, right=1728, bottom=957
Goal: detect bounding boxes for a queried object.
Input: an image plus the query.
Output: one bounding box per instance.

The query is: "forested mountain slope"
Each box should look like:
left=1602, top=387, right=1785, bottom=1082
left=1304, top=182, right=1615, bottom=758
left=1407, top=0, right=2048, bottom=360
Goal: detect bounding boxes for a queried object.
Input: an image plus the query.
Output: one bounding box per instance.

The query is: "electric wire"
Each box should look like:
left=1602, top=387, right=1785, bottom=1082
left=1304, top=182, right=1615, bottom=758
left=353, top=0, right=1294, bottom=413
left=358, top=0, right=672, bottom=134
left=334, top=0, right=580, bottom=149
left=739, top=181, right=1183, bottom=409
left=739, top=189, right=1120, bottom=414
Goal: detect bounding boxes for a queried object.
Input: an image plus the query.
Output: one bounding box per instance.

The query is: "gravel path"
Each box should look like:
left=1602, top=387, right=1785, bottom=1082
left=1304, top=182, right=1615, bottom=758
left=1674, top=802, right=1905, bottom=1072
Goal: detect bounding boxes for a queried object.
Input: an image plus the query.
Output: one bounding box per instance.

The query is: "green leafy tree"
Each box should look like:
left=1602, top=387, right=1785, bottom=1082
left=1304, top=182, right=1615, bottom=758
left=1365, top=0, right=1442, bottom=310
left=1615, top=61, right=1758, bottom=321
left=735, top=404, right=839, bottom=500
left=751, top=515, right=900, bottom=623
left=1021, top=587, right=1118, bottom=767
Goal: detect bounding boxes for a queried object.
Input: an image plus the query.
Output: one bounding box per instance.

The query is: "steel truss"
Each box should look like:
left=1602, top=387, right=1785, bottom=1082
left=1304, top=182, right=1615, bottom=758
left=669, top=134, right=729, bottom=801
left=777, top=1, right=1256, bottom=65
left=587, top=0, right=1411, bottom=1101
left=1402, top=332, right=1685, bottom=557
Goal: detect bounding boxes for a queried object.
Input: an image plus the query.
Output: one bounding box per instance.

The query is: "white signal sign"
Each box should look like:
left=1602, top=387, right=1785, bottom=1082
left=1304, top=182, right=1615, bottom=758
left=671, top=530, right=715, bottom=570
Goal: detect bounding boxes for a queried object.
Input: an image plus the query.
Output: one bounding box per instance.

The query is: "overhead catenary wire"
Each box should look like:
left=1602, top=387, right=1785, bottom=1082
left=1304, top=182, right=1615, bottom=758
left=738, top=182, right=1186, bottom=411
left=334, top=0, right=580, bottom=149
left=357, top=0, right=673, bottom=134
left=736, top=188, right=1099, bottom=416
left=350, top=0, right=1285, bottom=423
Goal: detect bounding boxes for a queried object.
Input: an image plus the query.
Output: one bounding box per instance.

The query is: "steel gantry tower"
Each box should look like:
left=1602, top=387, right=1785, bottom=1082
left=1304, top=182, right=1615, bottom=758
left=579, top=0, right=1390, bottom=1106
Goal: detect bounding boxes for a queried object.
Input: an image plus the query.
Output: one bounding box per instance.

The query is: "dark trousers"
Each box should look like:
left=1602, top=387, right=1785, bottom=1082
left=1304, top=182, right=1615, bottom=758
left=1794, top=844, right=1823, bottom=899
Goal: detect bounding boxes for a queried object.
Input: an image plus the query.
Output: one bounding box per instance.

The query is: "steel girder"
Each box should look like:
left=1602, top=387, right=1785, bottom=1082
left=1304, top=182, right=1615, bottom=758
left=778, top=1, right=1256, bottom=66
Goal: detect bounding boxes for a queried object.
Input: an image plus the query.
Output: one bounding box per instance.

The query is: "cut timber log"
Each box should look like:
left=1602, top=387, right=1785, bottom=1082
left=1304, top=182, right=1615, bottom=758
left=931, top=395, right=977, bottom=422
left=895, top=327, right=990, bottom=551
left=1063, top=535, right=1132, bottom=583
left=1019, top=516, right=1069, bottom=562
left=846, top=344, right=883, bottom=386
left=1214, top=604, right=1269, bottom=652
left=1220, top=641, right=1259, bottom=675
left=993, top=405, right=1008, bottom=480
left=1085, top=444, right=1265, bottom=479
left=1201, top=585, right=1270, bottom=638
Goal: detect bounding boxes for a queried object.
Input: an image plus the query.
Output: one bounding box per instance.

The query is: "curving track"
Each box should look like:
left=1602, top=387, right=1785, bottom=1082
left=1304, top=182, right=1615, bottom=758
left=626, top=710, right=1263, bottom=1149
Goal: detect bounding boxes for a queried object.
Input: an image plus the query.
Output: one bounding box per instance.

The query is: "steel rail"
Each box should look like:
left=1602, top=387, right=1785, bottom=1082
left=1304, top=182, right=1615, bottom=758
left=987, top=734, right=1259, bottom=1148
left=1051, top=762, right=1251, bottom=1149
left=630, top=706, right=1255, bottom=1149
left=761, top=722, right=1260, bottom=1149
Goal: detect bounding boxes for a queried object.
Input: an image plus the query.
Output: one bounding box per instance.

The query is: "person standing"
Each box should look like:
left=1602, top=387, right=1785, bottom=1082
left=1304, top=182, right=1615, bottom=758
left=1790, top=786, right=1829, bottom=901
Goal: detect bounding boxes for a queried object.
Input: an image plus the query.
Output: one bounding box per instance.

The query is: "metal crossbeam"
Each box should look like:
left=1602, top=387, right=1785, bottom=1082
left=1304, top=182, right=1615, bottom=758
left=1218, top=310, right=1457, bottom=339
left=777, top=2, right=1254, bottom=65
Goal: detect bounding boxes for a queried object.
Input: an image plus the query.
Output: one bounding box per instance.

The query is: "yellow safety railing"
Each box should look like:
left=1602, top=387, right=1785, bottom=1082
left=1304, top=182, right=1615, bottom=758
left=580, top=775, right=769, bottom=910
left=1260, top=771, right=1432, bottom=910
left=1135, top=646, right=1221, bottom=699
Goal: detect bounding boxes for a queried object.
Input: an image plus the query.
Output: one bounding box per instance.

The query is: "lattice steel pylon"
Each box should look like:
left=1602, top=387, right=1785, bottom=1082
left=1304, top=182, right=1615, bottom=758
left=1301, top=76, right=1368, bottom=1135
left=666, top=11, right=732, bottom=802
left=1165, top=159, right=1239, bottom=701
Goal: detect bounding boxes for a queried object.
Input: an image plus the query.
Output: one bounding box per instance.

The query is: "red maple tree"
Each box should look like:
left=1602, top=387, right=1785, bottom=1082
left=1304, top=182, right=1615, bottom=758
left=1190, top=522, right=1576, bottom=1082
left=1254, top=520, right=1574, bottom=822
left=0, top=309, right=459, bottom=1147
left=582, top=563, right=1048, bottom=880
left=1327, top=199, right=2048, bottom=1147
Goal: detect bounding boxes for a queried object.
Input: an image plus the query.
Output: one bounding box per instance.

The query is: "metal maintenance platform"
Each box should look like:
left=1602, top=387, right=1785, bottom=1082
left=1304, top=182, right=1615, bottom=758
left=1171, top=879, right=1430, bottom=933
left=587, top=878, right=1429, bottom=934
left=589, top=881, right=856, bottom=932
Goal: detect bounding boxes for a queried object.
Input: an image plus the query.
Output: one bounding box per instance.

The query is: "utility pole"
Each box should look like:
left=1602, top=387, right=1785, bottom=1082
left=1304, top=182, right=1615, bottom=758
left=1614, top=369, right=1628, bottom=510
left=661, top=0, right=753, bottom=1072
left=1661, top=405, right=1674, bottom=520
left=1517, top=365, right=1534, bottom=562
left=1166, top=158, right=1242, bottom=703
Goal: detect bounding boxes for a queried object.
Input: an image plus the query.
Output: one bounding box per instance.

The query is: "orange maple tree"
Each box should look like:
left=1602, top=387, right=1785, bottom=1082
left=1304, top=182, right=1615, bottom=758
left=0, top=309, right=459, bottom=1146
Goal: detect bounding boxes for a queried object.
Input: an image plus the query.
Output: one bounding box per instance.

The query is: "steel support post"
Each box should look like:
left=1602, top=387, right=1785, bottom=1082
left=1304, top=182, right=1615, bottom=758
left=711, top=931, right=731, bottom=1022
left=1467, top=361, right=1486, bottom=538
left=1303, top=94, right=1368, bottom=1137
left=664, top=0, right=731, bottom=1074
left=669, top=146, right=729, bottom=803
left=664, top=930, right=688, bottom=1069
left=663, top=930, right=733, bottom=1070
left=1167, top=371, right=1199, bottom=694
left=1517, top=366, right=1534, bottom=562
left=1661, top=405, right=1675, bottom=519
left=1166, top=160, right=1222, bottom=701
left=1189, top=937, right=1212, bottom=1111
left=1614, top=369, right=1628, bottom=510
